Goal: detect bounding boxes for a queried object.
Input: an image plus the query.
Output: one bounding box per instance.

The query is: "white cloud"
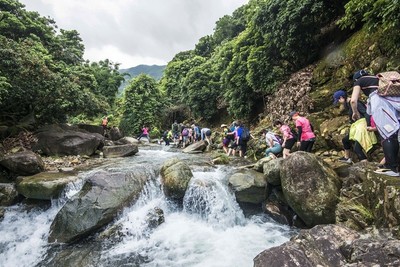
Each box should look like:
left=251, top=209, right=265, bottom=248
left=20, top=0, right=248, bottom=68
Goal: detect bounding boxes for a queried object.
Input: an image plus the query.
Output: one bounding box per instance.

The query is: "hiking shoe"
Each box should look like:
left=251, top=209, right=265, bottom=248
left=374, top=169, right=400, bottom=177
left=338, top=157, right=352, bottom=164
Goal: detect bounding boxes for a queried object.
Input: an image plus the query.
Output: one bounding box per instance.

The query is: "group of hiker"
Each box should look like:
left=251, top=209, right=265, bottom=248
left=223, top=69, right=400, bottom=177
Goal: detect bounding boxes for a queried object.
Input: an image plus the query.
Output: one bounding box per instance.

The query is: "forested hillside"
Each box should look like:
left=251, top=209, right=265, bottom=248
left=0, top=0, right=399, bottom=137
left=118, top=64, right=166, bottom=94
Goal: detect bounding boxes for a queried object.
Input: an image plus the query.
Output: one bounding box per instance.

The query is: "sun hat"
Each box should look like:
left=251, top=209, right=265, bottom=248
left=333, top=90, right=347, bottom=105
left=221, top=124, right=228, bottom=128
left=353, top=69, right=369, bottom=81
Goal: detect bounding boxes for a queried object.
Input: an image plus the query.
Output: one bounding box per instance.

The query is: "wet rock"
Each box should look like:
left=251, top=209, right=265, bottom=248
left=160, top=158, right=193, bottom=200
left=16, top=172, right=80, bottom=200
left=254, top=224, right=400, bottom=267
left=229, top=169, right=266, bottom=204
left=0, top=183, right=19, bottom=206
left=0, top=150, right=44, bottom=176
left=102, top=144, right=138, bottom=158
left=146, top=207, right=165, bottom=230
left=182, top=140, right=207, bottom=154
left=281, top=151, right=341, bottom=227
left=48, top=167, right=153, bottom=243
left=33, top=124, right=104, bottom=156
left=0, top=207, right=4, bottom=221
left=263, top=158, right=283, bottom=186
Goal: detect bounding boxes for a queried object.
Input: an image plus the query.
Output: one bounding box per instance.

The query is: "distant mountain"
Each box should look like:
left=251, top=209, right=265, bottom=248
left=118, top=64, right=166, bottom=94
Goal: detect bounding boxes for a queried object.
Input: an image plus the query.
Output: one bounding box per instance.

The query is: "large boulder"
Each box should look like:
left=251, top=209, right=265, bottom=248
left=77, top=124, right=103, bottom=135
left=48, top=166, right=152, bottom=243
left=253, top=157, right=274, bottom=172
left=0, top=183, right=19, bottom=206
left=16, top=172, right=80, bottom=200
left=263, top=158, right=283, bottom=186
left=182, top=141, right=207, bottom=154
left=33, top=124, right=104, bottom=156
left=254, top=224, right=400, bottom=267
left=229, top=169, right=266, bottom=204
left=114, top=137, right=140, bottom=145
left=160, top=158, right=193, bottom=199
left=109, top=127, right=123, bottom=141
left=0, top=151, right=44, bottom=176
left=102, top=144, right=138, bottom=158
left=336, top=162, right=400, bottom=236
left=281, top=152, right=341, bottom=227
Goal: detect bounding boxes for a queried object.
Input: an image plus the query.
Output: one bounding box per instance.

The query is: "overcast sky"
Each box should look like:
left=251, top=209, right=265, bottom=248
left=19, top=0, right=248, bottom=68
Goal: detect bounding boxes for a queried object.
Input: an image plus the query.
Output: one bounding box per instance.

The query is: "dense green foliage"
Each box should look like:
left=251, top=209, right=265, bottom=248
left=160, top=0, right=345, bottom=122
left=119, top=74, right=165, bottom=136
left=1, top=0, right=398, bottom=134
left=0, top=0, right=125, bottom=126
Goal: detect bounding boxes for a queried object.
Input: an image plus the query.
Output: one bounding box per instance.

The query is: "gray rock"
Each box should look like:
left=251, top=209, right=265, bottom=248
left=160, top=158, right=193, bottom=199
left=33, top=124, right=104, bottom=156
left=0, top=183, right=19, bottom=206
left=253, top=157, right=274, bottom=172
left=263, top=158, right=283, bottom=185
left=254, top=224, right=400, bottom=267
left=102, top=144, right=138, bottom=158
left=114, top=137, right=139, bottom=145
left=182, top=141, right=207, bottom=154
left=16, top=172, right=80, bottom=200
left=229, top=169, right=266, bottom=204
left=0, top=151, right=44, bottom=176
left=109, top=127, right=123, bottom=141
left=281, top=151, right=341, bottom=227
left=48, top=167, right=152, bottom=243
left=77, top=124, right=104, bottom=135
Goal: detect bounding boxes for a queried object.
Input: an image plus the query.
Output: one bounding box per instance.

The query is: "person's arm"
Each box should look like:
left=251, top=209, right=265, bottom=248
left=357, top=101, right=371, bottom=126
left=297, top=126, right=302, bottom=142
left=351, top=86, right=361, bottom=121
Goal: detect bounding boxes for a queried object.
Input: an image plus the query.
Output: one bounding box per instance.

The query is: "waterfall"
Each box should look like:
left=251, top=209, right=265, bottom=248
left=0, top=150, right=295, bottom=267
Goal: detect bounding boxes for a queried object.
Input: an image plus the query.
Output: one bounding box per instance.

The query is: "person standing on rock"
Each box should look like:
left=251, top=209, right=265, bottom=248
left=138, top=125, right=150, bottom=142
left=290, top=111, right=316, bottom=152
left=102, top=116, right=108, bottom=136
left=273, top=120, right=296, bottom=158
left=333, top=89, right=376, bottom=164
left=350, top=69, right=400, bottom=176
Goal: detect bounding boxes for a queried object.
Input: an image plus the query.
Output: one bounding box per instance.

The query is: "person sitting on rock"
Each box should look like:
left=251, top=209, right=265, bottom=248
left=273, top=120, right=296, bottom=158
left=290, top=111, right=316, bottom=152
left=333, top=89, right=376, bottom=164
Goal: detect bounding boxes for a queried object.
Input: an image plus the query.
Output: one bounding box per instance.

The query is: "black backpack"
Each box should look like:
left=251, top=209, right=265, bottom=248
left=241, top=127, right=250, bottom=141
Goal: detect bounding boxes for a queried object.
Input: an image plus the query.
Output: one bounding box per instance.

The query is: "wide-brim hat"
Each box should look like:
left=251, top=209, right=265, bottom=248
left=221, top=124, right=228, bottom=128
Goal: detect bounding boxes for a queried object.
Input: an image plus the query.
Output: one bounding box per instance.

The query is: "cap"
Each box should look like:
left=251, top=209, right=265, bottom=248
left=333, top=90, right=347, bottom=105
left=289, top=111, right=298, bottom=117
left=353, top=69, right=369, bottom=81
left=221, top=124, right=228, bottom=128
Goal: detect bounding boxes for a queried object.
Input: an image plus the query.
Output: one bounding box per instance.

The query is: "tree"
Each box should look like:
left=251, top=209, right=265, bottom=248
left=119, top=74, right=165, bottom=136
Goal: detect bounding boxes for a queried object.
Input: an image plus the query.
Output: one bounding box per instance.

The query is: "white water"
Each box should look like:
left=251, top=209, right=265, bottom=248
left=0, top=178, right=85, bottom=267
left=0, top=149, right=295, bottom=267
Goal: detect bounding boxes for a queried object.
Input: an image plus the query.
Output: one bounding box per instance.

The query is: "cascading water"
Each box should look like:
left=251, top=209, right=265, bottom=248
left=0, top=149, right=296, bottom=267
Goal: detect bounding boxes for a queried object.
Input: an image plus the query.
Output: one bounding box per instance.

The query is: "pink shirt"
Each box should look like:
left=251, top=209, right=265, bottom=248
left=295, top=117, right=315, bottom=141
left=279, top=125, right=293, bottom=139
left=142, top=127, right=149, bottom=135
